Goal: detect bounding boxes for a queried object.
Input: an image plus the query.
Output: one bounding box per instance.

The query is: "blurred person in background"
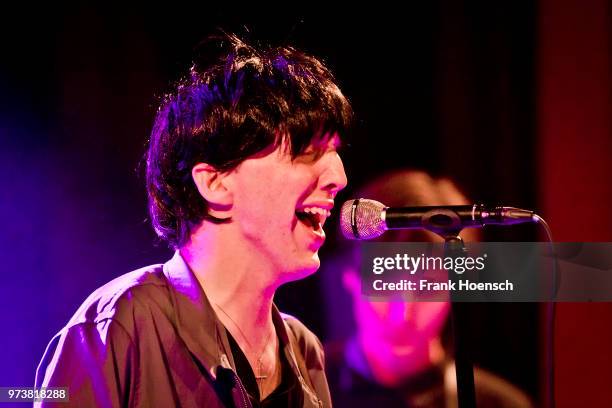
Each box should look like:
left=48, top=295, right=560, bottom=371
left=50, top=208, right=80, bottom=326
left=324, top=169, right=533, bottom=408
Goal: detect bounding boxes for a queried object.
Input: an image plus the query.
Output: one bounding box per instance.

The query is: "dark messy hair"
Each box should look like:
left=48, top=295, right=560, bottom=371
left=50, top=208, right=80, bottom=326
left=146, top=33, right=353, bottom=248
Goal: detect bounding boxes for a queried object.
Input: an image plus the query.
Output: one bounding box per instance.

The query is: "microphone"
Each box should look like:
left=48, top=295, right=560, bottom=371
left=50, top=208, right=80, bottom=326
left=340, top=198, right=537, bottom=240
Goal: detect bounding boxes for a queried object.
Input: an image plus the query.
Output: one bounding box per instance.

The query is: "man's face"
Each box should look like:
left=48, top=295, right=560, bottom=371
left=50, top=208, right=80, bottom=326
left=227, top=133, right=347, bottom=281
left=344, top=267, right=450, bottom=352
left=344, top=229, right=480, bottom=352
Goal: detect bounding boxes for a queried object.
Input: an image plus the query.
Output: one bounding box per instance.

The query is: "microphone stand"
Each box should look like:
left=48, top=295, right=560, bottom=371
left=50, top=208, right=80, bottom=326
left=442, top=233, right=477, bottom=408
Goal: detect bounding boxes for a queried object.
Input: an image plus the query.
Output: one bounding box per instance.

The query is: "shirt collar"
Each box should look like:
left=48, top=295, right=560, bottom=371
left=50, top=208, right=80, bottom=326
left=161, top=251, right=302, bottom=382
left=162, top=251, right=232, bottom=377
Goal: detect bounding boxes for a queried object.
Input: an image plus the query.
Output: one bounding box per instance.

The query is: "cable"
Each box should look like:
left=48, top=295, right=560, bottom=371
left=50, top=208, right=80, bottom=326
left=533, top=214, right=555, bottom=408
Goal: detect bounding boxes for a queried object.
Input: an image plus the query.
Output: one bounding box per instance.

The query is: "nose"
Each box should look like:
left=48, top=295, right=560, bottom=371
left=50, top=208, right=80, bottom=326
left=389, top=301, right=413, bottom=324
left=319, top=151, right=348, bottom=196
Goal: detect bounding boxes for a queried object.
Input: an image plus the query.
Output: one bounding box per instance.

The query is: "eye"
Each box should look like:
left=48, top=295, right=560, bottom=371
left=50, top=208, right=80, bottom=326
left=294, top=135, right=345, bottom=164
left=294, top=148, right=325, bottom=164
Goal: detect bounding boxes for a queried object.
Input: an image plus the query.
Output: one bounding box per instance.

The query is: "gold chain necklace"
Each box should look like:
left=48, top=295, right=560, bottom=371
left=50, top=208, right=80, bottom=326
left=214, top=303, right=275, bottom=381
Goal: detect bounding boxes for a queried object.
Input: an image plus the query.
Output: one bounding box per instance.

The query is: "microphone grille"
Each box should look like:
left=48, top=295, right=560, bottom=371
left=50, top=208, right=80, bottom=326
left=340, top=199, right=387, bottom=240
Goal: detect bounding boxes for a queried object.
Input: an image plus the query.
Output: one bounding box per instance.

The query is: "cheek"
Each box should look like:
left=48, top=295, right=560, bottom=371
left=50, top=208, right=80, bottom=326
left=413, top=302, right=450, bottom=335
left=230, top=153, right=320, bottom=236
left=356, top=300, right=449, bottom=341
left=233, top=171, right=302, bottom=229
left=355, top=300, right=391, bottom=332
left=233, top=184, right=268, bottom=222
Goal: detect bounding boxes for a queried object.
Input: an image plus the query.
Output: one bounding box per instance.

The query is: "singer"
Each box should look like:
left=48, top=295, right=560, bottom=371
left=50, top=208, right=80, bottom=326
left=35, top=33, right=352, bottom=407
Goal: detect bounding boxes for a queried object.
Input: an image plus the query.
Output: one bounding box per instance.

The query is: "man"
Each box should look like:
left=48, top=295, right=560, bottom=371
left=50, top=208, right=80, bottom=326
left=36, top=33, right=352, bottom=407
left=324, top=170, right=534, bottom=408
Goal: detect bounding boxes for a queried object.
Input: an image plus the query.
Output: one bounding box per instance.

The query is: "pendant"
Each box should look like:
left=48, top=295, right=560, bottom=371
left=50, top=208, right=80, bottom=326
left=256, top=359, right=267, bottom=380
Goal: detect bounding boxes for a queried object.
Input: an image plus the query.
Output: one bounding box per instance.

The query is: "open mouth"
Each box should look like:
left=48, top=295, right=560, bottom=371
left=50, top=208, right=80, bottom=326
left=295, top=207, right=331, bottom=230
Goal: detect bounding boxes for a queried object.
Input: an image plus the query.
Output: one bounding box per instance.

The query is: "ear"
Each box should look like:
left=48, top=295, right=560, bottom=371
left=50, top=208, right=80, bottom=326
left=192, top=163, right=233, bottom=217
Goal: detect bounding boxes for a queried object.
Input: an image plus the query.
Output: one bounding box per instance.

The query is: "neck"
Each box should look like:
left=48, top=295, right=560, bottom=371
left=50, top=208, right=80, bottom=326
left=357, top=334, right=445, bottom=387
left=180, top=223, right=278, bottom=342
left=181, top=222, right=285, bottom=400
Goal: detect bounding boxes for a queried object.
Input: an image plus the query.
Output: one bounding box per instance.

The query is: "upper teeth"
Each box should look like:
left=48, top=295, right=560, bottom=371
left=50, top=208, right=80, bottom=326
left=302, top=207, right=331, bottom=217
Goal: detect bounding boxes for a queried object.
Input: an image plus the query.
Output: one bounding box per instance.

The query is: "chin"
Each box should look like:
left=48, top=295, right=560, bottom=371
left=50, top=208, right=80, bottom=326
left=281, top=256, right=321, bottom=283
